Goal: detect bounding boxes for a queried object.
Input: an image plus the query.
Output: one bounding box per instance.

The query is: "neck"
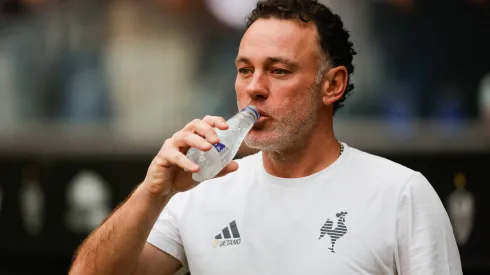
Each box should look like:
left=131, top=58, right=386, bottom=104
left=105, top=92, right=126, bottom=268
left=262, top=119, right=341, bottom=178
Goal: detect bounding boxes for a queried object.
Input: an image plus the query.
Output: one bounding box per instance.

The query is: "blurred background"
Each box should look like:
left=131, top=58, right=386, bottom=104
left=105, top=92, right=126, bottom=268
left=0, top=0, right=489, bottom=274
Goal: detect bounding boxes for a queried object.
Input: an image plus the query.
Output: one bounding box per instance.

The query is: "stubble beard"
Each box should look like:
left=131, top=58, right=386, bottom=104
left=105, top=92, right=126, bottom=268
left=244, top=84, right=322, bottom=152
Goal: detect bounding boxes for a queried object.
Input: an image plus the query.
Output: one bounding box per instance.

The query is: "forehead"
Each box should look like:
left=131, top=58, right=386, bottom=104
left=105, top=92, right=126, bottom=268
left=238, top=18, right=321, bottom=63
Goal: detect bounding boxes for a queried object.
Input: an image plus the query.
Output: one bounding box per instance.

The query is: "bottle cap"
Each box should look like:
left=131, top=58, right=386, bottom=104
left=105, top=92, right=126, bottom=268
left=242, top=105, right=260, bottom=122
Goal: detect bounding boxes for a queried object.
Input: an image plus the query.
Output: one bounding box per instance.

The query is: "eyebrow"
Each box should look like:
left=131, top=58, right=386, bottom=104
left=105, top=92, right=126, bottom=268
left=235, top=56, right=299, bottom=69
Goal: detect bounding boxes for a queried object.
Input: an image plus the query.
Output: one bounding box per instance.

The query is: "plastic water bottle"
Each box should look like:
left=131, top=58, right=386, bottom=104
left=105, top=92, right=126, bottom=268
left=186, top=106, right=260, bottom=182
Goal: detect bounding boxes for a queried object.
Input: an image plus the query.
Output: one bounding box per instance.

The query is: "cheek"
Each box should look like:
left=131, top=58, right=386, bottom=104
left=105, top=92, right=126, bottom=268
left=235, top=78, right=247, bottom=104
left=273, top=83, right=308, bottom=107
left=273, top=75, right=308, bottom=96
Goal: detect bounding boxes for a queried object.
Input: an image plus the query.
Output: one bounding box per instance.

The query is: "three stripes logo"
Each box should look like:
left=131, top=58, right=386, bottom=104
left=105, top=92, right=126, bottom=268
left=213, top=220, right=241, bottom=248
left=319, top=211, right=348, bottom=253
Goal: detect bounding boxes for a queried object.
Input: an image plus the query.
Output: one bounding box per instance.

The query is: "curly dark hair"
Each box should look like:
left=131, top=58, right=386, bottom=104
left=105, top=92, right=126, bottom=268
left=245, top=0, right=356, bottom=114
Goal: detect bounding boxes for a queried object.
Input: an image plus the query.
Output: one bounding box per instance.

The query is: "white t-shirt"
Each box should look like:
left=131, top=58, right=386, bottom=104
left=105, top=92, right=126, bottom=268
left=147, top=143, right=462, bottom=275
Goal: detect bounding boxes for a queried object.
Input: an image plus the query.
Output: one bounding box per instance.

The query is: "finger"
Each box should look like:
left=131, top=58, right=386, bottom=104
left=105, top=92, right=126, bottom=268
left=162, top=148, right=200, bottom=172
left=192, top=120, right=220, bottom=144
left=172, top=132, right=212, bottom=151
left=215, top=161, right=239, bottom=178
left=186, top=133, right=213, bottom=151
left=182, top=119, right=201, bottom=132
left=202, top=115, right=228, bottom=130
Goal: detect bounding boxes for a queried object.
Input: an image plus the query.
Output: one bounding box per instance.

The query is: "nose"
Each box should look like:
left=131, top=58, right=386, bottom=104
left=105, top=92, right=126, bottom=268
left=245, top=72, right=269, bottom=101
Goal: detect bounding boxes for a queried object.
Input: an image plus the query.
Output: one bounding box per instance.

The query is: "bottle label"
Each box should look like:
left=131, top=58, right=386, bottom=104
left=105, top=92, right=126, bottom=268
left=213, top=142, right=230, bottom=158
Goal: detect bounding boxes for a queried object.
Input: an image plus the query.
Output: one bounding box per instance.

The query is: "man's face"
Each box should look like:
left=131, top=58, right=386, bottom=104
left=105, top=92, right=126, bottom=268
left=235, top=18, right=324, bottom=151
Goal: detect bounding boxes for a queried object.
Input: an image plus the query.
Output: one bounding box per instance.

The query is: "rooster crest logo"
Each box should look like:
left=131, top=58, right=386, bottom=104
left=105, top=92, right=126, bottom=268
left=318, top=211, right=348, bottom=253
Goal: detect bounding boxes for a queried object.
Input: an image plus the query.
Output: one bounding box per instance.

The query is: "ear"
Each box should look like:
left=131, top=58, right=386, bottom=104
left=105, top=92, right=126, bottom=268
left=321, top=66, right=348, bottom=107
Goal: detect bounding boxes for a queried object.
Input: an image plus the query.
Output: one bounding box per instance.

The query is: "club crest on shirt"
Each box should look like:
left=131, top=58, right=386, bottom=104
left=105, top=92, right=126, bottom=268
left=318, top=211, right=348, bottom=253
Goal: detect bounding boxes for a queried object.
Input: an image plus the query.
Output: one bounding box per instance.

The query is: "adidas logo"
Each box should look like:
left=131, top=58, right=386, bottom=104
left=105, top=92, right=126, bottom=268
left=213, top=220, right=241, bottom=248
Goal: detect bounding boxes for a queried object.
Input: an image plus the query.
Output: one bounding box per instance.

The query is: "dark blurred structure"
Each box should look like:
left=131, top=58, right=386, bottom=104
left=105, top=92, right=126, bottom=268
left=0, top=0, right=489, bottom=274
left=373, top=0, right=490, bottom=121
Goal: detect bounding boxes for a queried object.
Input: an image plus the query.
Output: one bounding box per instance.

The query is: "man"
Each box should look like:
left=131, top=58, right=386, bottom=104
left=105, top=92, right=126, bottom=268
left=69, top=0, right=462, bottom=274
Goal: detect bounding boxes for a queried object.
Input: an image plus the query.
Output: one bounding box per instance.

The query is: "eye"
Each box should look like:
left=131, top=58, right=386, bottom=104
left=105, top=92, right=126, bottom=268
left=271, top=68, right=290, bottom=75
left=238, top=68, right=252, bottom=75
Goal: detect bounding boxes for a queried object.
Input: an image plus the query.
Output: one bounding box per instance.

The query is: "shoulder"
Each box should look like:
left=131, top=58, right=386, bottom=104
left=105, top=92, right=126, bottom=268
left=344, top=145, right=442, bottom=217
left=344, top=144, right=419, bottom=188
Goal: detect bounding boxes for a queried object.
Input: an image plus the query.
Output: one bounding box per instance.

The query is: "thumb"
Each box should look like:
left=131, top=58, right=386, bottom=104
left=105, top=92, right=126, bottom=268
left=215, top=161, right=239, bottom=178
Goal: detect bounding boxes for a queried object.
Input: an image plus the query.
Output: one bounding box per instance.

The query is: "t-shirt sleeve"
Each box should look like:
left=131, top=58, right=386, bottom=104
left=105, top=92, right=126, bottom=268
left=147, top=192, right=189, bottom=266
left=395, top=172, right=463, bottom=275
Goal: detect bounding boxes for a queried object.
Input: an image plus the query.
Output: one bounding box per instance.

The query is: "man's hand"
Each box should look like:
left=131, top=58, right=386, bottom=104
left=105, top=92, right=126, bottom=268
left=69, top=115, right=240, bottom=275
left=142, top=115, right=239, bottom=197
